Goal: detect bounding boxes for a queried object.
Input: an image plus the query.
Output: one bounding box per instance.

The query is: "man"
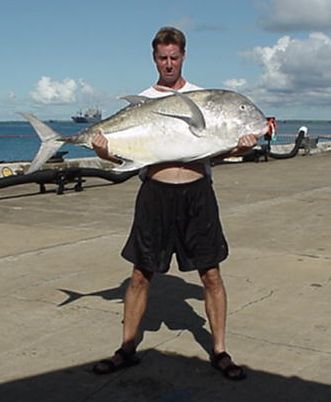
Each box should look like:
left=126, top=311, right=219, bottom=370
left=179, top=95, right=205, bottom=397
left=92, top=27, right=257, bottom=380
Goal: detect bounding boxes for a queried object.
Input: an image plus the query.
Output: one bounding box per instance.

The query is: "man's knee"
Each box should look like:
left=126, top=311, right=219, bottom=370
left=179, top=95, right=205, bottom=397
left=199, top=266, right=224, bottom=290
left=129, top=266, right=153, bottom=289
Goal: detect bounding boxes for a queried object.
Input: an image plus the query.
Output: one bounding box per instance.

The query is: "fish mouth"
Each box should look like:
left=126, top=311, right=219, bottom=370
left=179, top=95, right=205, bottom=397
left=247, top=120, right=269, bottom=137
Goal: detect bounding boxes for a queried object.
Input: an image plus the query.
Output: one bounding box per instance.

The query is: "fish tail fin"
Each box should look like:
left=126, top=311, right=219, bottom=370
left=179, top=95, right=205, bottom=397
left=20, top=113, right=64, bottom=174
left=57, top=288, right=85, bottom=307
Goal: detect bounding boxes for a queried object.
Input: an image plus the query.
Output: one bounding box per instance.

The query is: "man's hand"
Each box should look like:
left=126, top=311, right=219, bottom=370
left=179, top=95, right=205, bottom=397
left=236, top=134, right=258, bottom=152
left=92, top=131, right=122, bottom=163
left=210, top=134, right=258, bottom=164
left=221, top=134, right=258, bottom=157
left=224, top=134, right=258, bottom=157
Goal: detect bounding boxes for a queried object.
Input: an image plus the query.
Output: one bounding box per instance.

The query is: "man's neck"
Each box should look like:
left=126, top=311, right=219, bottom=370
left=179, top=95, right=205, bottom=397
left=156, top=77, right=186, bottom=90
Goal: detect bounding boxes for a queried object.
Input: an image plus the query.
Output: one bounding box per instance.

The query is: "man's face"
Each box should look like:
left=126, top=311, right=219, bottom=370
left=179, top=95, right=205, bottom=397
left=153, top=43, right=185, bottom=86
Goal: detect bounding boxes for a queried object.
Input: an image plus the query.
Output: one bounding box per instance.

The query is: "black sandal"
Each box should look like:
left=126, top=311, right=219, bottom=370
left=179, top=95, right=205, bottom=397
left=211, top=351, right=246, bottom=380
left=92, top=347, right=140, bottom=375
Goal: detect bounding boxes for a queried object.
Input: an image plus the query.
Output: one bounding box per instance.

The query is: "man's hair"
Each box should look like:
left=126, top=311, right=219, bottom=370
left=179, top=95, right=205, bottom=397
left=152, top=27, right=186, bottom=54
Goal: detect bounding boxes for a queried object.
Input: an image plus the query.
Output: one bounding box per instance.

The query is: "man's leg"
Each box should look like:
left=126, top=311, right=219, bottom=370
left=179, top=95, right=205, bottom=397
left=198, top=266, right=227, bottom=353
left=122, top=266, right=153, bottom=350
left=93, top=266, right=153, bottom=373
left=199, top=266, right=245, bottom=380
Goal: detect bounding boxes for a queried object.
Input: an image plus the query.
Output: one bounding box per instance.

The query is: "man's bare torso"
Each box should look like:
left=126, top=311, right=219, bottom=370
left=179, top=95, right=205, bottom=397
left=146, top=162, right=205, bottom=183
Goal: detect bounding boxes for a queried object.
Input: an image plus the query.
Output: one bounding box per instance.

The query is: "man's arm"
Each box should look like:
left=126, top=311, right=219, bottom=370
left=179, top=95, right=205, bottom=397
left=92, top=132, right=122, bottom=164
left=211, top=134, right=258, bottom=163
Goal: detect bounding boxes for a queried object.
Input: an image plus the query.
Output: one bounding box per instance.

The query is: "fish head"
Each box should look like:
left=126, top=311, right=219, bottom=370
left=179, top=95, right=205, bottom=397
left=204, top=90, right=268, bottom=140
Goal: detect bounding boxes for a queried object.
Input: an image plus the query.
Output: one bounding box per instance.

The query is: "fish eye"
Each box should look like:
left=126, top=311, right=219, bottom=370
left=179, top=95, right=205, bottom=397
left=239, top=104, right=246, bottom=111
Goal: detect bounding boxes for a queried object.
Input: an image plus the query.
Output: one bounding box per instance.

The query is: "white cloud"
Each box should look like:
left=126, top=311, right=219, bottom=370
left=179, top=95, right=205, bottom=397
left=260, top=0, right=331, bottom=31
left=170, top=16, right=225, bottom=33
left=30, top=76, right=78, bottom=104
left=29, top=76, right=103, bottom=107
left=223, top=78, right=247, bottom=90
left=170, top=16, right=196, bottom=32
left=242, top=36, right=292, bottom=90
left=242, top=32, right=331, bottom=111
left=78, top=79, right=96, bottom=95
left=8, top=91, right=16, bottom=101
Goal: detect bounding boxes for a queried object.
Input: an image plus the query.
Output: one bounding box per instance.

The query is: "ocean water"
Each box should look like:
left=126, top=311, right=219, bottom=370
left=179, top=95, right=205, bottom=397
left=0, top=119, right=330, bottom=163
left=0, top=121, right=94, bottom=162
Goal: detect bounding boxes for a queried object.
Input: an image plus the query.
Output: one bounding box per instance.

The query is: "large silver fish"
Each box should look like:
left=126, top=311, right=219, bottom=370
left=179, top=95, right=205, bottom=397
left=22, top=89, right=268, bottom=174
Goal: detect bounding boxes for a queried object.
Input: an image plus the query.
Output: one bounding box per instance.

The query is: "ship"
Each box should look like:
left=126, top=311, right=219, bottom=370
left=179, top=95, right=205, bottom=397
left=71, top=107, right=102, bottom=123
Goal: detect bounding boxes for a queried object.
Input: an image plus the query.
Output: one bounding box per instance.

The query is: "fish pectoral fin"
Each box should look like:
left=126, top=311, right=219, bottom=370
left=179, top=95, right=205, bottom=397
left=120, top=95, right=150, bottom=106
left=152, top=89, right=206, bottom=137
left=152, top=111, right=204, bottom=138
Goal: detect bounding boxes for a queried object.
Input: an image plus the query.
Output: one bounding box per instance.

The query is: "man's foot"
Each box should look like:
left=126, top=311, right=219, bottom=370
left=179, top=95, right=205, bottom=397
left=211, top=351, right=246, bottom=380
left=92, top=347, right=140, bottom=375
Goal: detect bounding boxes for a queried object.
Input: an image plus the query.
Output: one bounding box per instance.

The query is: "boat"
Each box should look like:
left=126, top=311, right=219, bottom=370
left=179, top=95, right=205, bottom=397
left=71, top=107, right=102, bottom=123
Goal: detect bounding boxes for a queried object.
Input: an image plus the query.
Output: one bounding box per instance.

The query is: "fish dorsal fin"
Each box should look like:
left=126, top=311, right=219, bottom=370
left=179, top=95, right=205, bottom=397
left=153, top=86, right=206, bottom=137
left=120, top=95, right=150, bottom=106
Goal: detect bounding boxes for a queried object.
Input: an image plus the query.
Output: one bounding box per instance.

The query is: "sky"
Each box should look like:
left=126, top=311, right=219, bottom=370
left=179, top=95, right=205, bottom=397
left=1, top=0, right=331, bottom=121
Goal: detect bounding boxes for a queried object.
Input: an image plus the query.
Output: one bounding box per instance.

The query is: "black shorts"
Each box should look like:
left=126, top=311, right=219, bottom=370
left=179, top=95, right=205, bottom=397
left=121, top=177, right=228, bottom=273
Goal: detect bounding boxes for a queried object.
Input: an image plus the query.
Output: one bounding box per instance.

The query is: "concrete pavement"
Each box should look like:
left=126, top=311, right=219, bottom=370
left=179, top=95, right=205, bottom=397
left=0, top=153, right=330, bottom=401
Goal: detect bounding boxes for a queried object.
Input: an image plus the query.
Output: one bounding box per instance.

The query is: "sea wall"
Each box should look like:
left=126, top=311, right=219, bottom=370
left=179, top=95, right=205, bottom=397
left=0, top=157, right=114, bottom=178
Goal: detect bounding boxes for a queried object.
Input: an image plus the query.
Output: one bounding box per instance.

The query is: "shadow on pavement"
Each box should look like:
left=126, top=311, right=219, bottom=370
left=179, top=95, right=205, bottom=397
left=3, top=274, right=329, bottom=401
left=1, top=349, right=330, bottom=402
left=57, top=274, right=211, bottom=354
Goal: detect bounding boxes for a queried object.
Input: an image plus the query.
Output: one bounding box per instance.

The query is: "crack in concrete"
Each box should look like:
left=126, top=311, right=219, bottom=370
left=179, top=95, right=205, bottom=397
left=0, top=233, right=124, bottom=262
left=6, top=293, right=122, bottom=315
left=296, top=253, right=331, bottom=260
left=230, top=331, right=331, bottom=355
left=225, top=186, right=331, bottom=217
left=229, top=289, right=275, bottom=315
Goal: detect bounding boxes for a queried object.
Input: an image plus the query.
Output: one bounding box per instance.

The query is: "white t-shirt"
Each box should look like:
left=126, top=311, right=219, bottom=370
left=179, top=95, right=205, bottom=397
left=139, top=81, right=202, bottom=97
left=138, top=81, right=211, bottom=179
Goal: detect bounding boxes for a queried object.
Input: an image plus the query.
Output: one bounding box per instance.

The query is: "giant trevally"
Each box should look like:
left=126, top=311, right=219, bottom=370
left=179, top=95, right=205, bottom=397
left=22, top=89, right=268, bottom=174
